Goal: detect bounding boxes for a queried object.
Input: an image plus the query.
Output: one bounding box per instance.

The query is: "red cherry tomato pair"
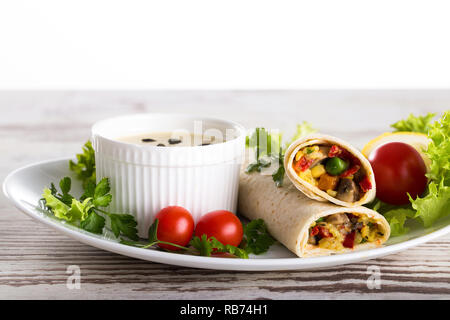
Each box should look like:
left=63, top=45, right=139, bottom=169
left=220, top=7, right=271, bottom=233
left=155, top=207, right=243, bottom=251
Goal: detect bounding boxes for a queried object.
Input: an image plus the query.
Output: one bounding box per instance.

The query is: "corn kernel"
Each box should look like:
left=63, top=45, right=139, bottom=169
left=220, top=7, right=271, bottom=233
left=295, top=151, right=304, bottom=161
left=355, top=231, right=363, bottom=244
left=326, top=189, right=337, bottom=197
left=368, top=231, right=377, bottom=242
left=308, top=146, right=320, bottom=153
left=298, top=169, right=317, bottom=186
left=361, top=225, right=369, bottom=239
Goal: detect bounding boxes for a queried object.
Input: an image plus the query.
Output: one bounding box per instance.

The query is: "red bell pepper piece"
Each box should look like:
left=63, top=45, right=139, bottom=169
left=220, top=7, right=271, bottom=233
left=328, top=145, right=342, bottom=158
left=310, top=226, right=319, bottom=237
left=359, top=175, right=373, bottom=192
left=343, top=231, right=356, bottom=249
left=294, top=156, right=314, bottom=172
left=318, top=226, right=332, bottom=238
left=340, top=164, right=360, bottom=178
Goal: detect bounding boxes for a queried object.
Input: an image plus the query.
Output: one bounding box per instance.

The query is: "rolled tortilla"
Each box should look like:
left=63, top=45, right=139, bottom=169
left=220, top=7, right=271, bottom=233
left=238, top=170, right=390, bottom=258
left=284, top=133, right=376, bottom=207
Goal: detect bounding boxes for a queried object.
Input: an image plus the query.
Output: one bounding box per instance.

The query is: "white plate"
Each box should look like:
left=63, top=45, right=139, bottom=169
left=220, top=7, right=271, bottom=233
left=4, top=158, right=450, bottom=271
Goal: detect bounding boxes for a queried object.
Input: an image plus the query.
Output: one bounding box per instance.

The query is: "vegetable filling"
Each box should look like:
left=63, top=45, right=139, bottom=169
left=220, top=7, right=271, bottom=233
left=292, top=144, right=372, bottom=202
left=308, top=213, right=384, bottom=250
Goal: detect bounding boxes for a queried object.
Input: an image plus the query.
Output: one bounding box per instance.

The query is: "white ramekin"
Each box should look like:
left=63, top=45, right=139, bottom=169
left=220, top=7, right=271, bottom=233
left=91, top=113, right=246, bottom=239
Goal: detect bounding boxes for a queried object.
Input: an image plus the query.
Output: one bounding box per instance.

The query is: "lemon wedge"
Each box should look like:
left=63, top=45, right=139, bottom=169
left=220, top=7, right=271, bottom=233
left=362, top=132, right=432, bottom=171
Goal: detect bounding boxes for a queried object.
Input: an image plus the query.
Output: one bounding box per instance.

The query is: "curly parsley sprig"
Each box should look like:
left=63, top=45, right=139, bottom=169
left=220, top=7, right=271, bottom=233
left=121, top=218, right=275, bottom=258
left=120, top=219, right=248, bottom=258
left=120, top=219, right=192, bottom=251
left=42, top=176, right=139, bottom=240
left=245, top=123, right=317, bottom=187
left=242, top=219, right=276, bottom=255
left=69, top=141, right=96, bottom=189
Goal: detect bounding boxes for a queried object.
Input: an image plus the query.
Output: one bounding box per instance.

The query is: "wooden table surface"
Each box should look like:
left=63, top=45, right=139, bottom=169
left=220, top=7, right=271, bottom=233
left=1, top=90, right=449, bottom=300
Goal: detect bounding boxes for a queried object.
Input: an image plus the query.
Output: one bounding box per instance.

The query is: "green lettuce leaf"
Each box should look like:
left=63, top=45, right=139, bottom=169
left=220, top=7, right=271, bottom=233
left=284, top=121, right=317, bottom=150
left=383, top=208, right=416, bottom=236
left=409, top=181, right=450, bottom=227
left=42, top=188, right=71, bottom=221
left=42, top=188, right=93, bottom=222
left=408, top=111, right=450, bottom=228
left=68, top=198, right=95, bottom=222
left=365, top=199, right=415, bottom=235
left=390, top=113, right=436, bottom=134
left=424, top=111, right=450, bottom=185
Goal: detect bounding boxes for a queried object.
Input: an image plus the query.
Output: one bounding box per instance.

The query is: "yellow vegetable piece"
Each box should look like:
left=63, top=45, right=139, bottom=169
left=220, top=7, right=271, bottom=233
left=298, top=169, right=317, bottom=186
left=311, top=164, right=326, bottom=178
left=295, top=151, right=304, bottom=161
left=367, top=230, right=377, bottom=242
left=326, top=189, right=337, bottom=197
left=355, top=231, right=363, bottom=244
left=318, top=237, right=344, bottom=251
left=361, top=225, right=369, bottom=239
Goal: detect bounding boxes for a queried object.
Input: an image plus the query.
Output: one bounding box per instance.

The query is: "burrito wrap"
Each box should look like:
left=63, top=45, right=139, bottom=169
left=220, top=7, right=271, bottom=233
left=238, top=169, right=390, bottom=257
left=284, top=134, right=377, bottom=207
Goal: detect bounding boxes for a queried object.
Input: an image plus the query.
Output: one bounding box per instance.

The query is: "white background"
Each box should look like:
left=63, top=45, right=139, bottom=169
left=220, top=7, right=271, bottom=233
left=1, top=0, right=450, bottom=89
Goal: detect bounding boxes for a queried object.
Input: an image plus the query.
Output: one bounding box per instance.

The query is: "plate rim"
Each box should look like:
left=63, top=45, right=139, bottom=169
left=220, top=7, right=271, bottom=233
left=3, top=157, right=450, bottom=271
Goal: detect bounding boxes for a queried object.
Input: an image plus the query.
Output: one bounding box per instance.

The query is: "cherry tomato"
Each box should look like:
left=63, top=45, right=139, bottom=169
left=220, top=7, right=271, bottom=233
left=194, top=210, right=243, bottom=247
left=155, top=206, right=194, bottom=251
left=368, top=142, right=427, bottom=205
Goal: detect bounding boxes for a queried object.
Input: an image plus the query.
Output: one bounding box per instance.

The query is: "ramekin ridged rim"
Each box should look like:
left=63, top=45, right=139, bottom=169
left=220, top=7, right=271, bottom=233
left=91, top=113, right=247, bottom=167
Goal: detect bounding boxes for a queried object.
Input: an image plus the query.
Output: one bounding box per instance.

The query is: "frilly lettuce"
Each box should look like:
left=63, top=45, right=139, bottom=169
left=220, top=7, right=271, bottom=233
left=391, top=113, right=436, bottom=134
left=424, top=111, right=450, bottom=185
left=284, top=122, right=317, bottom=151
left=42, top=188, right=93, bottom=222
left=383, top=208, right=416, bottom=236
left=409, top=181, right=450, bottom=228
left=408, top=112, right=450, bottom=228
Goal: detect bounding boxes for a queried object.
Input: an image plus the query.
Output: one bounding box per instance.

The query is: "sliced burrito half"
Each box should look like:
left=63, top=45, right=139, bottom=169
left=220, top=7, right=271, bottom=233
left=284, top=133, right=376, bottom=207
left=238, top=169, right=389, bottom=258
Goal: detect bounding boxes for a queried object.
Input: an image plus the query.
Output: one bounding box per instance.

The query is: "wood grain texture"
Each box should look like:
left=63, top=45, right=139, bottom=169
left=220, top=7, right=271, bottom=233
left=0, top=90, right=449, bottom=300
